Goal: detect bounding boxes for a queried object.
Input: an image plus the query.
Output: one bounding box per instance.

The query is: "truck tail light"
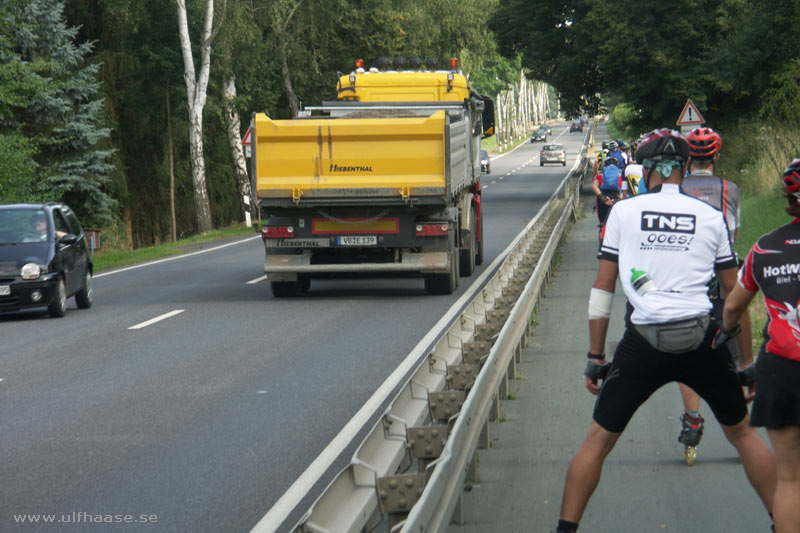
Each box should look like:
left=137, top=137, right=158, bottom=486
left=415, top=222, right=449, bottom=237
left=262, top=226, right=294, bottom=238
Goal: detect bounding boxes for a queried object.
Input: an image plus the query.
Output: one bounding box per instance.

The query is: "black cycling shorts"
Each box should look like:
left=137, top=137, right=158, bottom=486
left=750, top=351, right=800, bottom=430
left=593, top=323, right=747, bottom=433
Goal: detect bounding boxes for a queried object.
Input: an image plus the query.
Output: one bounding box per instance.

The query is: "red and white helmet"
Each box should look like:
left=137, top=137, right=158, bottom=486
left=686, top=127, right=722, bottom=159
left=783, top=158, right=800, bottom=198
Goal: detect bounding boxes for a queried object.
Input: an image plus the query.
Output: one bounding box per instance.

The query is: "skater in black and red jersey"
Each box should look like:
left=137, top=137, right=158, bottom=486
left=720, top=158, right=800, bottom=533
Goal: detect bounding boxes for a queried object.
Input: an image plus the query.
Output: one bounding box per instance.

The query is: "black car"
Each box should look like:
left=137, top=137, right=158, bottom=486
left=530, top=128, right=547, bottom=142
left=0, top=203, right=94, bottom=317
left=480, top=149, right=491, bottom=174
left=569, top=121, right=583, bottom=133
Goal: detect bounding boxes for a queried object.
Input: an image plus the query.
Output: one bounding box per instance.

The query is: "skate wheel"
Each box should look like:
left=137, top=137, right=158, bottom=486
left=684, top=446, right=696, bottom=466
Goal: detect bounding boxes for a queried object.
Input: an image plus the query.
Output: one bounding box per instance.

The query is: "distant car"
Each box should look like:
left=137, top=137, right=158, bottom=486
left=569, top=121, right=583, bottom=133
left=530, top=128, right=547, bottom=142
left=544, top=125, right=552, bottom=135
left=540, top=144, right=566, bottom=166
left=480, top=149, right=491, bottom=174
left=0, top=203, right=93, bottom=317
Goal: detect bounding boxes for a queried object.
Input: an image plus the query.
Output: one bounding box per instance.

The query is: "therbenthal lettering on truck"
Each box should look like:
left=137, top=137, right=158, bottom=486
left=265, top=238, right=329, bottom=248
left=330, top=164, right=374, bottom=172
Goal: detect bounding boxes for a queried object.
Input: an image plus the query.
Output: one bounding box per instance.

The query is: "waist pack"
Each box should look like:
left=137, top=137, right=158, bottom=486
left=634, top=314, right=710, bottom=354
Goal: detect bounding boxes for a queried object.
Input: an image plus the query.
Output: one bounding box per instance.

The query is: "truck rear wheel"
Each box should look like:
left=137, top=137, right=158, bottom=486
left=270, top=280, right=298, bottom=298
left=459, top=208, right=476, bottom=277
left=425, top=240, right=459, bottom=295
left=475, top=212, right=484, bottom=266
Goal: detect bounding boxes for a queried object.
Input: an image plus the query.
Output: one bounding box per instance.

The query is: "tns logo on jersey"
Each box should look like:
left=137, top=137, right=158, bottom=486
left=640, top=211, right=696, bottom=234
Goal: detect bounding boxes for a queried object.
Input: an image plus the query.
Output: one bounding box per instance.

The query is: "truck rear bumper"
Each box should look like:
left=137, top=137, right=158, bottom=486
left=264, top=251, right=449, bottom=279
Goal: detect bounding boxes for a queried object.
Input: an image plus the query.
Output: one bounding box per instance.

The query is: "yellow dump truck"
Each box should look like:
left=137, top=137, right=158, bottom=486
left=252, top=57, right=494, bottom=296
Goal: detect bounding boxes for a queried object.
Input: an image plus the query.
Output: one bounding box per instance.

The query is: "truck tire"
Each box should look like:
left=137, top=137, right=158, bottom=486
left=425, top=240, right=458, bottom=295
left=459, top=208, right=476, bottom=277
left=475, top=212, right=485, bottom=266
left=270, top=280, right=298, bottom=298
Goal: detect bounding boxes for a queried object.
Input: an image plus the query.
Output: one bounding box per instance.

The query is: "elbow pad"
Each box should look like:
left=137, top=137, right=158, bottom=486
left=588, top=287, right=614, bottom=319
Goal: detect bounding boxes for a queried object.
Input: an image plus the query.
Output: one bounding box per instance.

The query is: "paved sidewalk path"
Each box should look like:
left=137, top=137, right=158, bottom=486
left=447, top=181, right=771, bottom=532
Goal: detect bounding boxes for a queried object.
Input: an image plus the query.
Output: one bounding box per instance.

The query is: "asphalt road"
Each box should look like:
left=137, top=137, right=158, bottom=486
left=1, top=124, right=588, bottom=532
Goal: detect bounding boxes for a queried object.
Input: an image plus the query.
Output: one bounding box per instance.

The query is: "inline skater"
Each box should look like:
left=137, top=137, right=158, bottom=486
left=592, top=157, right=623, bottom=241
left=675, top=126, right=754, bottom=465
left=552, top=129, right=776, bottom=533
left=720, top=158, right=800, bottom=532
left=607, top=141, right=625, bottom=171
left=620, top=160, right=643, bottom=198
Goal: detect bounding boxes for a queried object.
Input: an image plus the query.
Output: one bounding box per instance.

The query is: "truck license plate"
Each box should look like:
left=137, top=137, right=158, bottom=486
left=338, top=236, right=377, bottom=246
left=0, top=285, right=9, bottom=296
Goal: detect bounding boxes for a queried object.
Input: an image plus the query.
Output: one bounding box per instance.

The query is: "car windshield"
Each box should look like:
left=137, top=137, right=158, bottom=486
left=0, top=207, right=51, bottom=244
left=543, top=145, right=563, bottom=151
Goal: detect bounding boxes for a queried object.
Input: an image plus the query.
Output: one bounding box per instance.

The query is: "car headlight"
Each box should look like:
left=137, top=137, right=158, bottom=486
left=21, top=262, right=41, bottom=280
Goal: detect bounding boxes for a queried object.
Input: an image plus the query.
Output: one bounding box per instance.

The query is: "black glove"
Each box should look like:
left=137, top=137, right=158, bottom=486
left=712, top=323, right=742, bottom=349
left=737, top=364, right=756, bottom=387
left=584, top=359, right=610, bottom=381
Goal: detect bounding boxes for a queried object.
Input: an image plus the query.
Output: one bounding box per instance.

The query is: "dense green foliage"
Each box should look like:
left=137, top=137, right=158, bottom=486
left=1, top=0, right=798, bottom=249
left=61, top=0, right=520, bottom=247
left=492, top=0, right=800, bottom=129
left=0, top=0, right=114, bottom=226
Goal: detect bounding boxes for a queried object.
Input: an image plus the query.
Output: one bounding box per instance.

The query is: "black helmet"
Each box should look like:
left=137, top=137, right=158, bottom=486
left=635, top=128, right=689, bottom=163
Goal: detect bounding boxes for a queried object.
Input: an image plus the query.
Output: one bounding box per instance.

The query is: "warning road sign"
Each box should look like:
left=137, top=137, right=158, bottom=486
left=242, top=127, right=252, bottom=158
left=676, top=99, right=705, bottom=126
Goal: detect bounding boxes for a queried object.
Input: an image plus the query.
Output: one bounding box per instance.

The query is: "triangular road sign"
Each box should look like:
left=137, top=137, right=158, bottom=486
left=676, top=99, right=705, bottom=126
left=242, top=127, right=252, bottom=146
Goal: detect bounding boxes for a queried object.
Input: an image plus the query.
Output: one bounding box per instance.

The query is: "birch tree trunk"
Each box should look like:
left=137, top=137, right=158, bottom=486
left=276, top=0, right=303, bottom=118
left=176, top=0, right=226, bottom=233
left=222, top=75, right=255, bottom=221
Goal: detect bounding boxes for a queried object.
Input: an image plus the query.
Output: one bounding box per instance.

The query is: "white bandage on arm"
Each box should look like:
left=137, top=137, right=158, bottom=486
left=588, top=287, right=614, bottom=319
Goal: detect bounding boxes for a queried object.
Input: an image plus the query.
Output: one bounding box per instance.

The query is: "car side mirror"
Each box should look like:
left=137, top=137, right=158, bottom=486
left=59, top=233, right=78, bottom=245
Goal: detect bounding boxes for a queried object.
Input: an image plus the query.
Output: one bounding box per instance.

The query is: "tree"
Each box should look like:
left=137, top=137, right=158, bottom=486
left=176, top=0, right=226, bottom=233
left=0, top=0, right=114, bottom=226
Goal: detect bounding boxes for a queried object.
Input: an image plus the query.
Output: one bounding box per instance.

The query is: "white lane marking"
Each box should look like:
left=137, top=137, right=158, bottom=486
left=499, top=177, right=503, bottom=180
left=482, top=185, right=488, bottom=189
left=491, top=180, right=497, bottom=184
left=256, top=390, right=267, bottom=394
left=95, top=236, right=261, bottom=279
left=128, top=309, right=185, bottom=330
left=247, top=275, right=267, bottom=284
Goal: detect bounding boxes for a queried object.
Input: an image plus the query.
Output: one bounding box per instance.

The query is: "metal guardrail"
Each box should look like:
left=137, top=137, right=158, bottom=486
left=251, top=125, right=593, bottom=533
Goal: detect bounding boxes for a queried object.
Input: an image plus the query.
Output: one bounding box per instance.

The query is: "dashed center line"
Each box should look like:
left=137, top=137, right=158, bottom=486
left=247, top=275, right=267, bottom=284
left=129, top=309, right=185, bottom=330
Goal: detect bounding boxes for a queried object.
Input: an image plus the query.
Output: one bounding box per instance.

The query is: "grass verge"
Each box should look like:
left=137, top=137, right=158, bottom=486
left=92, top=224, right=256, bottom=272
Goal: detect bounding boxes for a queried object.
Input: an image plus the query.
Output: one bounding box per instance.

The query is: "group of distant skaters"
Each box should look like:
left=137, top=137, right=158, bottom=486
left=551, top=126, right=800, bottom=532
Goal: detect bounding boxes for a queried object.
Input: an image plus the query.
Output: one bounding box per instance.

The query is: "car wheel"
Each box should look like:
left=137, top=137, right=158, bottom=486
left=562, top=161, right=566, bottom=166
left=75, top=271, right=94, bottom=309
left=48, top=277, right=67, bottom=318
left=540, top=161, right=544, bottom=167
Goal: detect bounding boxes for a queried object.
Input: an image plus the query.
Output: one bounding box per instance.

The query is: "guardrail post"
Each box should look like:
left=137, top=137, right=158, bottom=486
left=479, top=418, right=490, bottom=449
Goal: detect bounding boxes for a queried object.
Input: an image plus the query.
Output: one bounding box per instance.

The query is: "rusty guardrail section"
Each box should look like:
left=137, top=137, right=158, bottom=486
left=252, top=125, right=592, bottom=533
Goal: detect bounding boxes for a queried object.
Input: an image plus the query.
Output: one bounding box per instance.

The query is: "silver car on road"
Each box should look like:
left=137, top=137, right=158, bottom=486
left=540, top=144, right=566, bottom=166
